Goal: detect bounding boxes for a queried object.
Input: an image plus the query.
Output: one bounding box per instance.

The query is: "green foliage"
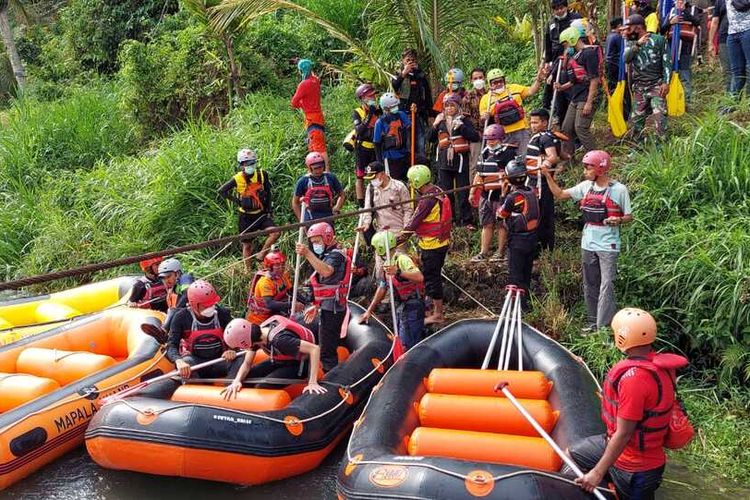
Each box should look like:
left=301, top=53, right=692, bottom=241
left=59, top=0, right=178, bottom=73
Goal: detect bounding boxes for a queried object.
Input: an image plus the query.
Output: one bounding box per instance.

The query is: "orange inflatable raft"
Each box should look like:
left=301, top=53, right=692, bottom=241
left=0, top=308, right=173, bottom=490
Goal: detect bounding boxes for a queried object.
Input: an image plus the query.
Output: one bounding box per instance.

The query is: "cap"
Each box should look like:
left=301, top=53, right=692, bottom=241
left=364, top=161, right=385, bottom=180
left=624, top=14, right=645, bottom=27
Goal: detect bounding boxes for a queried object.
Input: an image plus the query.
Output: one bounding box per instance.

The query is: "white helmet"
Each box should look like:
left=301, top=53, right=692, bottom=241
left=237, top=148, right=257, bottom=164
left=379, top=92, right=400, bottom=109
left=158, top=258, right=182, bottom=277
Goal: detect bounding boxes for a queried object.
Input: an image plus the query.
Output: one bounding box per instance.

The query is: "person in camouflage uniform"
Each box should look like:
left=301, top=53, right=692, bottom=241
left=623, top=14, right=672, bottom=137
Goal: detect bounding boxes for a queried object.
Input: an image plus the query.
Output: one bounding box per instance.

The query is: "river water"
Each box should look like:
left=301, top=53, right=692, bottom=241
left=2, top=440, right=747, bottom=500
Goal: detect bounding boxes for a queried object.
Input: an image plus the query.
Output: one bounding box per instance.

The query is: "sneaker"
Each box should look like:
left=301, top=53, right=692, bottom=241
left=489, top=252, right=507, bottom=263
left=470, top=253, right=489, bottom=263
left=581, top=323, right=597, bottom=336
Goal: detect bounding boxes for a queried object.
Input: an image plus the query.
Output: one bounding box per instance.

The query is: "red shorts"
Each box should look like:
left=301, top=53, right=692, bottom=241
left=306, top=125, right=327, bottom=154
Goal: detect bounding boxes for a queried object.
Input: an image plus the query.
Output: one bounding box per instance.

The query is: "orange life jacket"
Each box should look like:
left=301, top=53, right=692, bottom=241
left=246, top=271, right=289, bottom=324
left=234, top=171, right=267, bottom=214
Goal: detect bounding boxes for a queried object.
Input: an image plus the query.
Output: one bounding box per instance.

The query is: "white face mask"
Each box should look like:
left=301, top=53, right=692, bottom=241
left=390, top=106, right=400, bottom=114
left=312, top=243, right=325, bottom=255
left=201, top=306, right=216, bottom=317
left=472, top=79, right=485, bottom=90
left=244, top=165, right=256, bottom=175
left=371, top=177, right=382, bottom=188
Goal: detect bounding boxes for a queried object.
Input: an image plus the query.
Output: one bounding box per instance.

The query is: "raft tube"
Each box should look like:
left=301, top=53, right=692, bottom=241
left=337, top=319, right=616, bottom=500
left=85, top=303, right=393, bottom=486
left=0, top=308, right=173, bottom=490
left=0, top=276, right=137, bottom=346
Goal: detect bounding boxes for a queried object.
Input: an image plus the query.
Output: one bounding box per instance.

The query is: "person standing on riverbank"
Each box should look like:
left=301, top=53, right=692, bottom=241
left=291, top=58, right=328, bottom=169
left=542, top=150, right=632, bottom=331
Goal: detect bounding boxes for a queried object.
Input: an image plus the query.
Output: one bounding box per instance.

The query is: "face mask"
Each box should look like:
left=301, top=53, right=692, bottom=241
left=366, top=99, right=376, bottom=106
left=554, top=9, right=567, bottom=20
left=201, top=306, right=216, bottom=317
left=312, top=243, right=325, bottom=255
left=244, top=165, right=256, bottom=175
left=371, top=178, right=382, bottom=188
left=450, top=82, right=461, bottom=91
left=488, top=142, right=502, bottom=151
left=472, top=79, right=485, bottom=90
left=566, top=47, right=575, bottom=56
left=390, top=106, right=400, bottom=114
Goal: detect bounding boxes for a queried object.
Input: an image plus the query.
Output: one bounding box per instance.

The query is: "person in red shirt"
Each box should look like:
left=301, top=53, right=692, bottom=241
left=291, top=58, right=328, bottom=169
left=569, top=307, right=688, bottom=499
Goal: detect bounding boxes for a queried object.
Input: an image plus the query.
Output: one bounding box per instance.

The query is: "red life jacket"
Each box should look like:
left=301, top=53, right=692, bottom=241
left=391, top=272, right=424, bottom=302
left=180, top=310, right=225, bottom=359
left=505, top=188, right=540, bottom=233
left=415, top=190, right=453, bottom=241
left=246, top=271, right=288, bottom=322
left=310, top=248, right=352, bottom=306
left=493, top=95, right=525, bottom=126
left=260, top=315, right=316, bottom=362
left=579, top=183, right=623, bottom=225
left=303, top=175, right=334, bottom=214
left=601, top=353, right=690, bottom=454
left=136, top=276, right=167, bottom=309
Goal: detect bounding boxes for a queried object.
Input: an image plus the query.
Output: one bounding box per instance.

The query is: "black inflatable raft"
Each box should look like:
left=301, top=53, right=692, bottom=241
left=337, top=318, right=615, bottom=499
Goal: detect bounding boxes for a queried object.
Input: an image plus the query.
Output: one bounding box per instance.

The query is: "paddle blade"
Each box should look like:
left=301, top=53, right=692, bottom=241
left=608, top=82, right=628, bottom=138
left=667, top=73, right=685, bottom=117
left=340, top=306, right=351, bottom=339
left=392, top=335, right=405, bottom=361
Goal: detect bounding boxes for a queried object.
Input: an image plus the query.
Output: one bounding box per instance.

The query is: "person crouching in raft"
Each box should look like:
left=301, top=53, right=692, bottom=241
left=569, top=308, right=693, bottom=499
left=221, top=317, right=327, bottom=397
left=166, top=279, right=241, bottom=379
left=359, top=230, right=425, bottom=350
left=246, top=249, right=294, bottom=326
left=157, top=257, right=194, bottom=330
left=397, top=164, right=452, bottom=325
left=127, top=257, right=168, bottom=312
left=295, top=222, right=351, bottom=373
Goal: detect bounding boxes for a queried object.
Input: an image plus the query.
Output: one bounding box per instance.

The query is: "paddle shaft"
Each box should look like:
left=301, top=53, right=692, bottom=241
left=170, top=377, right=303, bottom=385
left=549, top=56, right=564, bottom=126
left=290, top=202, right=307, bottom=309
left=384, top=241, right=400, bottom=342
left=481, top=287, right=513, bottom=370
left=496, top=382, right=608, bottom=500
left=346, top=214, right=364, bottom=299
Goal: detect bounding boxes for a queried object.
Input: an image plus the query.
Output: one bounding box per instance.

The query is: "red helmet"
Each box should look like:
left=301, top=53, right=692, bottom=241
left=224, top=318, right=259, bottom=350
left=139, top=257, right=163, bottom=273
left=263, top=249, right=286, bottom=268
left=483, top=124, right=506, bottom=141
left=306, top=222, right=335, bottom=247
left=582, top=150, right=612, bottom=176
left=187, top=279, right=221, bottom=308
left=305, top=152, right=326, bottom=168
left=355, top=83, right=376, bottom=100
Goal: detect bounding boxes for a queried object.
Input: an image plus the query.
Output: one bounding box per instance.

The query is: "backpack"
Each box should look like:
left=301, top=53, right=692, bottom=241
left=382, top=116, right=405, bottom=150
left=493, top=96, right=525, bottom=126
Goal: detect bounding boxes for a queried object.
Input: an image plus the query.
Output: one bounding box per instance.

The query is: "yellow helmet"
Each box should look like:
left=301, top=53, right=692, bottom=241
left=611, top=308, right=657, bottom=353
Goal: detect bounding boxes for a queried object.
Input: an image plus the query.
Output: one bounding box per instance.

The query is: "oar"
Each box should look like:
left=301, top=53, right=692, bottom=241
left=481, top=285, right=514, bottom=370
left=290, top=202, right=307, bottom=310
left=608, top=39, right=628, bottom=138
left=494, top=382, right=608, bottom=500
left=99, top=351, right=249, bottom=406
left=549, top=55, right=564, bottom=126
left=499, top=287, right=522, bottom=371
left=667, top=11, right=686, bottom=117
left=410, top=103, right=417, bottom=165
left=170, top=377, right=304, bottom=386
left=384, top=236, right=405, bottom=360
left=346, top=213, right=364, bottom=300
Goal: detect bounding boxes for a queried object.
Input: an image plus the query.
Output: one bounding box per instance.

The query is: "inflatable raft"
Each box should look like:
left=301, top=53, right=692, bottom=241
left=85, top=303, right=393, bottom=485
left=338, top=319, right=615, bottom=500
left=0, top=308, right=173, bottom=490
left=0, top=276, right=136, bottom=346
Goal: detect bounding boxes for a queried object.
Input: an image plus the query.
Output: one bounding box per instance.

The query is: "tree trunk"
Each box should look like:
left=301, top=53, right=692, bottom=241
left=0, top=4, right=25, bottom=90
left=222, top=34, right=241, bottom=106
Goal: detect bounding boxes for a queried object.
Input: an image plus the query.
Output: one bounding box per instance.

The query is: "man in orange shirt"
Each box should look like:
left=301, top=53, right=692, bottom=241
left=291, top=58, right=328, bottom=169
left=246, top=250, right=293, bottom=326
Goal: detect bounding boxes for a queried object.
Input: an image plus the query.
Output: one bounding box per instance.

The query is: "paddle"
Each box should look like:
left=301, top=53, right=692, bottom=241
left=495, top=382, right=609, bottom=500
left=169, top=377, right=304, bottom=386
left=346, top=214, right=364, bottom=300
left=667, top=8, right=686, bottom=117
left=290, top=202, right=307, bottom=310
left=498, top=287, right=522, bottom=371
left=608, top=40, right=628, bottom=138
left=99, top=350, right=248, bottom=406
left=481, top=285, right=514, bottom=370
left=383, top=236, right=405, bottom=360
left=410, top=103, right=417, bottom=166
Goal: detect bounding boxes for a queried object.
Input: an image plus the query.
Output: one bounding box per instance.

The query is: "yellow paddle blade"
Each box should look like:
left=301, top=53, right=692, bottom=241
left=608, top=82, right=628, bottom=138
left=667, top=72, right=685, bottom=117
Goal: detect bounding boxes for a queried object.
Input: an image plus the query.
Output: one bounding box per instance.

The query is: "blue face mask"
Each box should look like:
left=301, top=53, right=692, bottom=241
left=566, top=47, right=575, bottom=57
left=244, top=165, right=256, bottom=175
left=312, top=243, right=325, bottom=255
left=390, top=106, right=400, bottom=114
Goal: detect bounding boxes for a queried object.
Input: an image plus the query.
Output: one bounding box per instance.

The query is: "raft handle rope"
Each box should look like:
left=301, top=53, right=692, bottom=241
left=440, top=271, right=497, bottom=317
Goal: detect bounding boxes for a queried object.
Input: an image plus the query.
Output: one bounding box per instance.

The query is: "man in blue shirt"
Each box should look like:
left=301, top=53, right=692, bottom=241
left=292, top=151, right=345, bottom=222
left=373, top=92, right=412, bottom=183
left=605, top=17, right=631, bottom=120
left=542, top=150, right=632, bottom=332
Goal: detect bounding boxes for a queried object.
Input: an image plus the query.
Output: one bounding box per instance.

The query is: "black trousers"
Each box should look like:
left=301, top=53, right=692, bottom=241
left=246, top=359, right=306, bottom=388
left=421, top=245, right=448, bottom=300
left=508, top=232, right=537, bottom=310
left=538, top=184, right=556, bottom=253
left=319, top=308, right=345, bottom=372
left=543, top=82, right=571, bottom=125
left=438, top=167, right=473, bottom=226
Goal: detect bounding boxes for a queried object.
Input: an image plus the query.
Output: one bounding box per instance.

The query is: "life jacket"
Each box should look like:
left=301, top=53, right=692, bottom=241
left=246, top=271, right=289, bottom=324
left=381, top=115, right=405, bottom=151
left=135, top=276, right=167, bottom=309
left=391, top=267, right=424, bottom=302
left=310, top=248, right=352, bottom=306
left=415, top=190, right=453, bottom=241
left=260, top=315, right=316, bottom=362
left=180, top=309, right=225, bottom=359
left=493, top=95, right=525, bottom=127
left=566, top=55, right=590, bottom=85
left=601, top=353, right=693, bottom=453
left=303, top=174, right=334, bottom=214
left=505, top=188, right=540, bottom=233
left=436, top=119, right=471, bottom=154
left=579, top=182, right=623, bottom=225
left=478, top=146, right=513, bottom=195
left=353, top=106, right=378, bottom=149
left=234, top=170, right=267, bottom=214
left=166, top=274, right=194, bottom=309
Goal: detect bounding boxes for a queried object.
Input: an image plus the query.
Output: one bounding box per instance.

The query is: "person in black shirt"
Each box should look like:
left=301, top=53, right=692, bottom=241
left=127, top=257, right=168, bottom=313
left=543, top=0, right=583, bottom=125
left=391, top=47, right=433, bottom=157
left=605, top=18, right=632, bottom=120
left=709, top=0, right=730, bottom=91
left=166, top=279, right=241, bottom=379
left=222, top=316, right=327, bottom=396
left=526, top=109, right=563, bottom=253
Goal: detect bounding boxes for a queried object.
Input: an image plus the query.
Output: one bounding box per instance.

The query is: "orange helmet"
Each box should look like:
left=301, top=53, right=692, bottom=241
left=611, top=307, right=657, bottom=353
left=139, top=257, right=163, bottom=273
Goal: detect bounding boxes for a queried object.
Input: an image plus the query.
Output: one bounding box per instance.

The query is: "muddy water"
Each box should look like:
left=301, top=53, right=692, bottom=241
left=2, top=441, right=747, bottom=500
